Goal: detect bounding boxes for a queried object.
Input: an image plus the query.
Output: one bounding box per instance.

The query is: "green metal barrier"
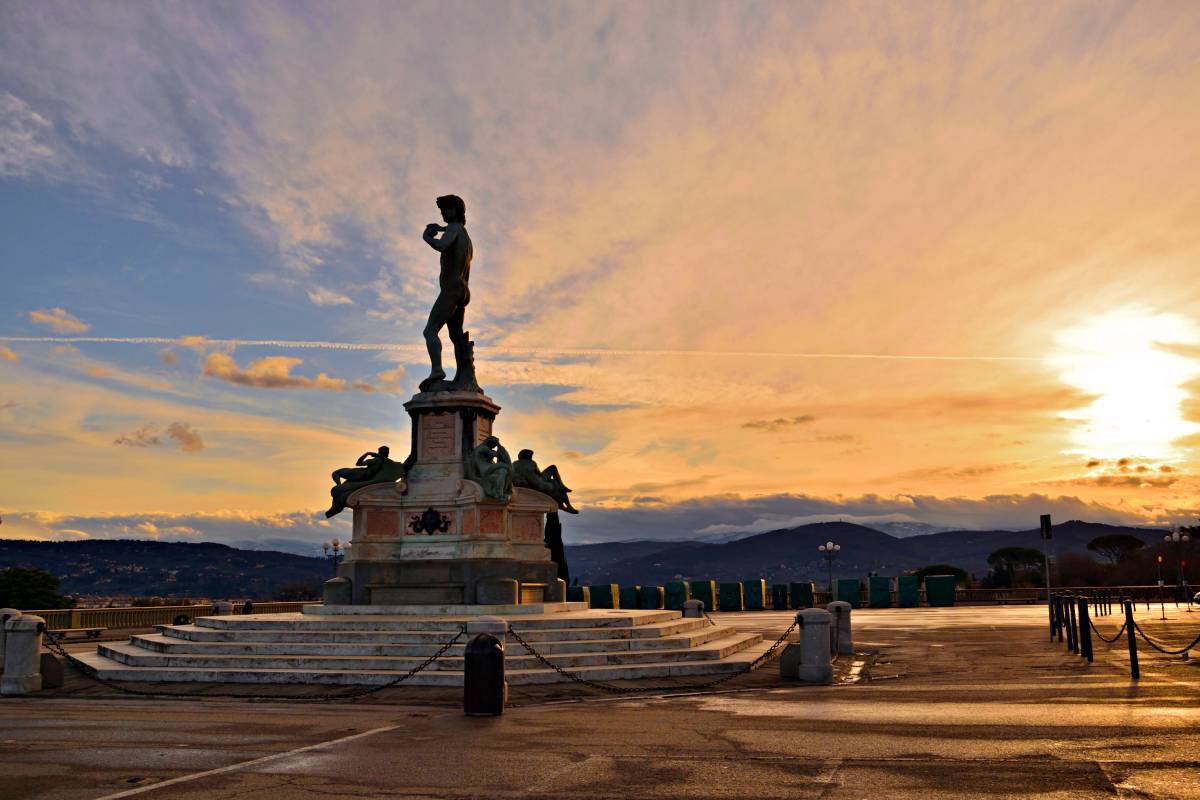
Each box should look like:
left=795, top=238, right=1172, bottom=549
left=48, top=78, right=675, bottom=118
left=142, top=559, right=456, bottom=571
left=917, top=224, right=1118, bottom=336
left=618, top=585, right=640, bottom=610
left=589, top=583, right=619, bottom=609
left=868, top=575, right=892, bottom=608
left=789, top=581, right=815, bottom=609
left=664, top=580, right=691, bottom=610
left=771, top=583, right=789, bottom=610
left=924, top=575, right=957, bottom=607
left=742, top=578, right=767, bottom=611
left=639, top=584, right=665, bottom=609
left=566, top=585, right=590, bottom=604
left=896, top=575, right=919, bottom=607
left=690, top=580, right=717, bottom=613
left=718, top=581, right=745, bottom=611
left=834, top=578, right=861, bottom=608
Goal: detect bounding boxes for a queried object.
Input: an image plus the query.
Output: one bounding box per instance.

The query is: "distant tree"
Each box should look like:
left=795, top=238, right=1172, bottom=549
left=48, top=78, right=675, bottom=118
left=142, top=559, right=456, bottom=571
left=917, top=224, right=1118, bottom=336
left=986, top=547, right=1045, bottom=587
left=0, top=567, right=77, bottom=610
left=910, top=564, right=969, bottom=586
left=1086, top=534, right=1146, bottom=566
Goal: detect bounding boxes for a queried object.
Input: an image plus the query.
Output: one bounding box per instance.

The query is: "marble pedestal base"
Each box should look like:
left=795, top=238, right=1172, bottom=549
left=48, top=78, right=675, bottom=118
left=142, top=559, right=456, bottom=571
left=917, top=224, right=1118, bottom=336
left=337, top=557, right=561, bottom=605
left=331, top=388, right=562, bottom=608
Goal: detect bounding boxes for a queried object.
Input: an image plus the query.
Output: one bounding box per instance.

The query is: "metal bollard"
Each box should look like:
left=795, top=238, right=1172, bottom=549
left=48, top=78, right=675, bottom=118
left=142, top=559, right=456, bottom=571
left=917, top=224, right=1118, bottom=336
left=782, top=609, right=834, bottom=683
left=464, top=616, right=507, bottom=716
left=2, top=615, right=46, bottom=695
left=1123, top=601, right=1139, bottom=680
left=826, top=601, right=852, bottom=655
left=1070, top=597, right=1080, bottom=652
left=1078, top=598, right=1093, bottom=663
left=0, top=608, right=19, bottom=666
left=1047, top=593, right=1056, bottom=640
left=682, top=599, right=705, bottom=619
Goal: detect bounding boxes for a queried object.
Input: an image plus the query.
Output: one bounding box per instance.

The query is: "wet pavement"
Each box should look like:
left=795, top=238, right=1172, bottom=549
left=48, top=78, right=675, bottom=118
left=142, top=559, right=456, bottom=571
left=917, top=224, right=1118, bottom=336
left=2, top=605, right=1197, bottom=799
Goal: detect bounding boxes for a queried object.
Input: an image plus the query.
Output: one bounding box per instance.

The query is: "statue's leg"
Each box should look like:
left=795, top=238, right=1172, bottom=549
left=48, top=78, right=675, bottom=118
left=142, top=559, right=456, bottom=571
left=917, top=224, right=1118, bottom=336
left=447, top=304, right=467, bottom=375
left=422, top=293, right=455, bottom=386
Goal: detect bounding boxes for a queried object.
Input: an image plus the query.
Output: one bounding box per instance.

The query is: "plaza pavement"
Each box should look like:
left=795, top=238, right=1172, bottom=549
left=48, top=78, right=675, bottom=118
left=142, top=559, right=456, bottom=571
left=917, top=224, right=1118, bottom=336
left=1, top=604, right=1197, bottom=799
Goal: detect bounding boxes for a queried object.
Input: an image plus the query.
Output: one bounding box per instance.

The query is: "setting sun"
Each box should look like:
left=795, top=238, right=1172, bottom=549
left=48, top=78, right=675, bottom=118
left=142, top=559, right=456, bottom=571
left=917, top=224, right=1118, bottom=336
left=1051, top=309, right=1200, bottom=462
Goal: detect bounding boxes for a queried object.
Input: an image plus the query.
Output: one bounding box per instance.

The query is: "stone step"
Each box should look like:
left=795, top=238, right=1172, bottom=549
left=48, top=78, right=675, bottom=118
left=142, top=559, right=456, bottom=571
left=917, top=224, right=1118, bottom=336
left=193, top=609, right=681, bottom=633
left=135, top=625, right=736, bottom=657
left=72, top=643, right=767, bottom=687
left=99, top=632, right=761, bottom=672
left=163, top=616, right=709, bottom=644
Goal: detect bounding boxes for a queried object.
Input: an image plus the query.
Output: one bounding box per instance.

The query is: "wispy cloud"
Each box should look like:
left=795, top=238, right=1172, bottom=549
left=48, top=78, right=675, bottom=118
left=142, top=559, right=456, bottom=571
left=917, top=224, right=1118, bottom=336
left=113, top=421, right=205, bottom=452
left=0, top=346, right=18, bottom=363
left=742, top=415, right=816, bottom=432
left=28, top=308, right=90, bottom=334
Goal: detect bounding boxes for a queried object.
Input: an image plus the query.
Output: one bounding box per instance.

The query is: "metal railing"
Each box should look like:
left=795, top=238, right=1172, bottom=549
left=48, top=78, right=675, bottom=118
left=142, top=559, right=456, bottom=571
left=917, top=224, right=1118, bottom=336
left=20, top=601, right=319, bottom=631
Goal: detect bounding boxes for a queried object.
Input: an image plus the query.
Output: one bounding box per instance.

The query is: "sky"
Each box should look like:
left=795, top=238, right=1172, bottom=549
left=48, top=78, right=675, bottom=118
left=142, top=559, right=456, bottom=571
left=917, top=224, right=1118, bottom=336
left=2, top=1, right=1199, bottom=553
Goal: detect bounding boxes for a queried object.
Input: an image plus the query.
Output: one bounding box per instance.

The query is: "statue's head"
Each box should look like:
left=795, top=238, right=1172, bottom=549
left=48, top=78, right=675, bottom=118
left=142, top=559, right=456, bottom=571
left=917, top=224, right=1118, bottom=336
left=436, top=194, right=465, bottom=224
left=483, top=435, right=499, bottom=447
left=378, top=445, right=390, bottom=457
left=518, top=449, right=534, bottom=460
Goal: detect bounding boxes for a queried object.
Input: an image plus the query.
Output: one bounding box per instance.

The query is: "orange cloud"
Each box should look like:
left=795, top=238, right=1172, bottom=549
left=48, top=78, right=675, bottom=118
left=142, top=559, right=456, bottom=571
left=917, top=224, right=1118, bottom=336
left=0, top=346, right=18, bottom=362
left=28, top=307, right=89, bottom=333
left=202, top=352, right=348, bottom=390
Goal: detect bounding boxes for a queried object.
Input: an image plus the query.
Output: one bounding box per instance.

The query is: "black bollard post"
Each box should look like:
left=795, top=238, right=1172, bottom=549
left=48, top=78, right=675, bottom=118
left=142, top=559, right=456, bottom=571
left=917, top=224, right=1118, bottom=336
left=1055, top=596, right=1065, bottom=642
left=464, top=632, right=506, bottom=716
left=1048, top=593, right=1056, bottom=641
left=1078, top=598, right=1093, bottom=663
left=1123, top=601, right=1139, bottom=680
left=1067, top=597, right=1078, bottom=654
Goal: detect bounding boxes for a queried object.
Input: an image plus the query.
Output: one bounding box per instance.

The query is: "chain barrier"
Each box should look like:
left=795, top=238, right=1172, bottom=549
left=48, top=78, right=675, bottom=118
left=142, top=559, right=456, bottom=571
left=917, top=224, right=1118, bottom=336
left=1130, top=621, right=1200, bottom=657
left=1088, top=618, right=1127, bottom=645
left=42, top=626, right=466, bottom=703
left=506, top=619, right=800, bottom=695
left=702, top=611, right=718, bottom=627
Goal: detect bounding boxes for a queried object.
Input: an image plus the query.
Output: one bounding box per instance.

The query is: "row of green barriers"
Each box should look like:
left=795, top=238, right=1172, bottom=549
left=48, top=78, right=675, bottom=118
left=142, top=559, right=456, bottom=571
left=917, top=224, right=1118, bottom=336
left=566, top=574, right=960, bottom=610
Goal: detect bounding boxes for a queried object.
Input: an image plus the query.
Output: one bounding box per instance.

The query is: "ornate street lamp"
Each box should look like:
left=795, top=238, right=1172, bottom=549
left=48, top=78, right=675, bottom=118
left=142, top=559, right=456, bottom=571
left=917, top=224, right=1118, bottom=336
left=817, top=540, right=841, bottom=595
left=323, top=538, right=346, bottom=576
left=1164, top=527, right=1192, bottom=610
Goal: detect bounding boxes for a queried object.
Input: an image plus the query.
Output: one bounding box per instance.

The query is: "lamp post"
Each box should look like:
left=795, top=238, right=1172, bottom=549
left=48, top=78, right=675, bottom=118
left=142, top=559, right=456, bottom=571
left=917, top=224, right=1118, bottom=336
left=1164, top=527, right=1191, bottom=610
left=818, top=541, right=841, bottom=596
left=323, top=538, right=345, bottom=576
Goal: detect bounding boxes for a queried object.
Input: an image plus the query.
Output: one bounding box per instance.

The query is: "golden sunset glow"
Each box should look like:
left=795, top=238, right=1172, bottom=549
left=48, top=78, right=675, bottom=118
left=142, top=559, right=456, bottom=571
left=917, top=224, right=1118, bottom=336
left=1051, top=309, right=1200, bottom=462
left=2, top=2, right=1200, bottom=547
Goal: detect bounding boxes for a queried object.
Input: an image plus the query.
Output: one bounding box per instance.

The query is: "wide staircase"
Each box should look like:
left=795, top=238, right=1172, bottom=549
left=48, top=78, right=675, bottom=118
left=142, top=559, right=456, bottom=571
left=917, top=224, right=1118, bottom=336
left=76, top=607, right=764, bottom=686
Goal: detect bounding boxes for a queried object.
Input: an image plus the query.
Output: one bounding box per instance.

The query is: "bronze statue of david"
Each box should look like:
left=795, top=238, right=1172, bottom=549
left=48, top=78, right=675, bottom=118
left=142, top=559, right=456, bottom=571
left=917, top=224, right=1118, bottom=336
left=420, top=194, right=477, bottom=392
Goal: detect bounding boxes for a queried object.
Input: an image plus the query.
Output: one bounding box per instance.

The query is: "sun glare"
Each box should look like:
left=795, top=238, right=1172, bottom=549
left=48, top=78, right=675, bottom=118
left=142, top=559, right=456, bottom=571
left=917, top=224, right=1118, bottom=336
left=1050, top=309, right=1200, bottom=461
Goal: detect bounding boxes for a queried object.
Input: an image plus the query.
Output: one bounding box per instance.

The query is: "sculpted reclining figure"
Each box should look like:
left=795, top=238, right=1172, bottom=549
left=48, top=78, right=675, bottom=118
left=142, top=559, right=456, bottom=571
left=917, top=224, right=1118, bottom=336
left=513, top=449, right=579, bottom=514
left=326, top=446, right=406, bottom=518
left=465, top=435, right=513, bottom=502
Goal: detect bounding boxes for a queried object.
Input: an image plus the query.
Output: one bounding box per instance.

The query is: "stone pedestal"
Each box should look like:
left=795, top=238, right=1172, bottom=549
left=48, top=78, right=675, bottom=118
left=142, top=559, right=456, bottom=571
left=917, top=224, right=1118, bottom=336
left=826, top=601, right=853, bottom=655
left=334, top=390, right=559, bottom=606
left=2, top=615, right=44, bottom=696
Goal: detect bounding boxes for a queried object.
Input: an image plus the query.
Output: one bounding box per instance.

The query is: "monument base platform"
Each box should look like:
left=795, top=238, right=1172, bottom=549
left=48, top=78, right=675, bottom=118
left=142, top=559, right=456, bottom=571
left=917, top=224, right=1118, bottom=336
left=302, top=601, right=588, bottom=616
left=83, top=608, right=765, bottom=687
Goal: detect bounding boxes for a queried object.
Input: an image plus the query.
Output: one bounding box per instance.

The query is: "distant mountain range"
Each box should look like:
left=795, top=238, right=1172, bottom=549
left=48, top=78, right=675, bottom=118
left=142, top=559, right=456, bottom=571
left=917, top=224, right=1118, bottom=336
left=0, top=519, right=1165, bottom=600
left=564, top=520, right=1164, bottom=585
left=0, top=539, right=331, bottom=601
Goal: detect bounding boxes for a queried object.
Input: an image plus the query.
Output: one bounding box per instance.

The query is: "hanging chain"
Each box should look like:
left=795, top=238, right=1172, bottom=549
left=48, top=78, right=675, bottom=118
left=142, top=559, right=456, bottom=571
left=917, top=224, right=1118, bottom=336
left=42, top=626, right=466, bottom=703
left=1087, top=619, right=1127, bottom=644
left=506, top=619, right=800, bottom=695
left=1130, top=621, right=1200, bottom=656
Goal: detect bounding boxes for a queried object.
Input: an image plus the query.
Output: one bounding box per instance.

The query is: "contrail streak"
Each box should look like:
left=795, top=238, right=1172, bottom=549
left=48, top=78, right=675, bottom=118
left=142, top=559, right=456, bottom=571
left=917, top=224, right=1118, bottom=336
left=0, top=335, right=1043, bottom=361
